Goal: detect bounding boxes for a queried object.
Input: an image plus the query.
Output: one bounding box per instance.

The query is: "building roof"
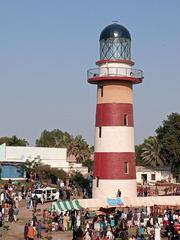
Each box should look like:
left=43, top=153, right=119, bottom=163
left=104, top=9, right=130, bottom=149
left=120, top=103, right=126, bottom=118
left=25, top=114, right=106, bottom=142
left=136, top=166, right=171, bottom=172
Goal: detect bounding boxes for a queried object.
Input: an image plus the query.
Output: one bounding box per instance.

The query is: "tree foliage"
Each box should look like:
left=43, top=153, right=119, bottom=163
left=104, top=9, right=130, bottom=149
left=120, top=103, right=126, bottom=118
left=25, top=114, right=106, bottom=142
left=21, top=159, right=68, bottom=184
left=0, top=135, right=29, bottom=146
left=82, top=159, right=94, bottom=172
left=70, top=135, right=92, bottom=163
left=36, top=129, right=93, bottom=162
left=36, top=164, right=68, bottom=184
left=156, top=112, right=180, bottom=174
left=71, top=171, right=89, bottom=188
left=21, top=159, right=42, bottom=179
left=36, top=129, right=73, bottom=148
left=141, top=136, right=165, bottom=167
left=135, top=112, right=180, bottom=176
left=135, top=145, right=145, bottom=166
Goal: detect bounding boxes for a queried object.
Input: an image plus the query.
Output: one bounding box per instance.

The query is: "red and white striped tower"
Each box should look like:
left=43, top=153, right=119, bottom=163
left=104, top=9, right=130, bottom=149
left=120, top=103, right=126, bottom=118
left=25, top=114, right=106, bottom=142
left=87, top=23, right=143, bottom=198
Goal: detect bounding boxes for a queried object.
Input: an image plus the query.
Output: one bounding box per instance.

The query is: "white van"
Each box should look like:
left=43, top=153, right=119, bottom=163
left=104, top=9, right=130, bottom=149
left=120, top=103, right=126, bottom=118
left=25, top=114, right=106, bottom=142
left=32, top=187, right=58, bottom=202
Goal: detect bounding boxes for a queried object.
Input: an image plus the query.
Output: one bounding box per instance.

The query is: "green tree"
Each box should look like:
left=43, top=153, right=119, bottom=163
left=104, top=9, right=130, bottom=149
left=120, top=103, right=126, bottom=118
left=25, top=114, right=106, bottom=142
left=71, top=171, right=89, bottom=188
left=36, top=129, right=74, bottom=156
left=21, top=159, right=42, bottom=179
left=0, top=135, right=29, bottom=146
left=135, top=144, right=145, bottom=166
left=71, top=135, right=92, bottom=163
left=156, top=112, right=180, bottom=175
left=36, top=130, right=93, bottom=162
left=82, top=159, right=94, bottom=172
left=141, top=136, right=165, bottom=167
left=47, top=167, right=68, bottom=184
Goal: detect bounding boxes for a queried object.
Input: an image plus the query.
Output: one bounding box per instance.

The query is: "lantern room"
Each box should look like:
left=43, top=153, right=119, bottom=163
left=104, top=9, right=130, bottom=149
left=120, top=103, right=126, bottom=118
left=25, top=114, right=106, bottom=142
left=99, top=23, right=131, bottom=61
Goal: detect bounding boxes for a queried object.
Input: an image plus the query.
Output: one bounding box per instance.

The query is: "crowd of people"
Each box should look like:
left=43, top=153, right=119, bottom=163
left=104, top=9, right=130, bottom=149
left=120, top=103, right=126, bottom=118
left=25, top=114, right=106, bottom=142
left=70, top=207, right=180, bottom=240
left=0, top=178, right=88, bottom=239
left=0, top=178, right=180, bottom=239
left=0, top=180, right=22, bottom=236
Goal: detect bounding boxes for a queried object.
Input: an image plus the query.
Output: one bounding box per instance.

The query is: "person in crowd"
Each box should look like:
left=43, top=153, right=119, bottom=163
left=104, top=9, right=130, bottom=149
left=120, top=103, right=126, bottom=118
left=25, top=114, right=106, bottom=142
left=13, top=205, right=19, bottom=222
left=75, top=226, right=84, bottom=240
left=25, top=191, right=30, bottom=209
left=106, top=227, right=115, bottom=239
left=32, top=213, right=37, bottom=227
left=63, top=213, right=68, bottom=231
left=139, top=225, right=145, bottom=238
left=129, top=235, right=136, bottom=240
left=27, top=223, right=36, bottom=240
left=8, top=204, right=14, bottom=222
left=14, top=195, right=19, bottom=208
left=36, top=219, right=42, bottom=240
left=92, top=229, right=99, bottom=240
left=76, top=212, right=81, bottom=228
left=139, top=210, right=145, bottom=226
left=165, top=222, right=175, bottom=239
left=116, top=189, right=121, bottom=198
left=133, top=210, right=138, bottom=226
left=0, top=206, right=3, bottom=237
left=85, top=221, right=90, bottom=232
left=136, top=235, right=142, bottom=240
left=24, top=222, right=29, bottom=240
left=32, top=194, right=38, bottom=212
left=84, top=230, right=92, bottom=240
left=127, top=210, right=133, bottom=228
left=146, top=218, right=152, bottom=236
left=21, top=185, right=25, bottom=197
left=71, top=212, right=77, bottom=229
left=85, top=210, right=90, bottom=220
left=18, top=191, right=23, bottom=202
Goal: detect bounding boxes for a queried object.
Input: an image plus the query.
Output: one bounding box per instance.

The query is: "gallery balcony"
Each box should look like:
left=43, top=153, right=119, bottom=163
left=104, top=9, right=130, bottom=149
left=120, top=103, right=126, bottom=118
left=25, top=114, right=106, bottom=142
left=87, top=67, right=143, bottom=84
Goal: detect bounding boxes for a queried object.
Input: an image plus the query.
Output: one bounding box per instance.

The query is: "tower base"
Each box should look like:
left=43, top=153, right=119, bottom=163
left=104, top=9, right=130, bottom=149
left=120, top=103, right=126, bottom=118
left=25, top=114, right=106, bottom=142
left=93, top=179, right=137, bottom=198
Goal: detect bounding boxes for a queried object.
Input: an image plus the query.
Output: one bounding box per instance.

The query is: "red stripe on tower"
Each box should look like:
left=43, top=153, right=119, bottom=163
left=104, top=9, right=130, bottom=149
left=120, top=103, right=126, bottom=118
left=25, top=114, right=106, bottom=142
left=94, top=152, right=136, bottom=179
left=96, top=103, right=134, bottom=127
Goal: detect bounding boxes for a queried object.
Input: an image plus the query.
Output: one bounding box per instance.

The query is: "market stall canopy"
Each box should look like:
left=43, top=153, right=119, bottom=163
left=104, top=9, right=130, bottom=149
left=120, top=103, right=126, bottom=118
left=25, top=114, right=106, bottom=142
left=49, top=199, right=82, bottom=212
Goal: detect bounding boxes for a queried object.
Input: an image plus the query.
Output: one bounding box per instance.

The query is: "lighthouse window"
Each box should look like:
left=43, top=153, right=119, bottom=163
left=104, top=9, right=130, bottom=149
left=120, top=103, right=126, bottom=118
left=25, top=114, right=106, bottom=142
left=124, top=114, right=128, bottom=126
left=124, top=162, right=129, bottom=174
left=99, top=85, right=103, bottom=97
left=99, top=127, right=102, bottom=138
left=96, top=176, right=99, bottom=187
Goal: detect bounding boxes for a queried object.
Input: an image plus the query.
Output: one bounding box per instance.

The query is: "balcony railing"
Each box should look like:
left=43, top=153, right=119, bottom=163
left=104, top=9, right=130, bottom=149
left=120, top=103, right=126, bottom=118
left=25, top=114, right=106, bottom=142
left=87, top=67, right=143, bottom=79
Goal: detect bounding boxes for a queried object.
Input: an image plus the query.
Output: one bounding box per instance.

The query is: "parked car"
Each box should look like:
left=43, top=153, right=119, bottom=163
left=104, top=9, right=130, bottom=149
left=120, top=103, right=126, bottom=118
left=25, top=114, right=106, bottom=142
left=32, top=187, right=58, bottom=202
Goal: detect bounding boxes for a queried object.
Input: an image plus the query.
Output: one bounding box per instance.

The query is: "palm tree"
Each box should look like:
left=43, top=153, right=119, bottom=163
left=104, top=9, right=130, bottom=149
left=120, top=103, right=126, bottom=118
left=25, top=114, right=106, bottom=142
left=71, top=135, right=92, bottom=163
left=21, top=158, right=42, bottom=179
left=141, top=136, right=165, bottom=167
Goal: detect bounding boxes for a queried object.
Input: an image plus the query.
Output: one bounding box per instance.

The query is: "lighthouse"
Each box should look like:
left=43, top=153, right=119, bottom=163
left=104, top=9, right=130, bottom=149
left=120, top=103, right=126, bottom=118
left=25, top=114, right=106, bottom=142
left=87, top=23, right=143, bottom=198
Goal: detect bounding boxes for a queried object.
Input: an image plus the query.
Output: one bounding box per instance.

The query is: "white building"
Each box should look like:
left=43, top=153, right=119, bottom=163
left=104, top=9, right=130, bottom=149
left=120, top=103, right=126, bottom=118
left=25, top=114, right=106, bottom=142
left=0, top=144, right=88, bottom=179
left=136, top=166, right=174, bottom=185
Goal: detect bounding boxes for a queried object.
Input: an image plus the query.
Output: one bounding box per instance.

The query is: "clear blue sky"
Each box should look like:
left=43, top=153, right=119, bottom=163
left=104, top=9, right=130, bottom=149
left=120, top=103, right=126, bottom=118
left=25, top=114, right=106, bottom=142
left=0, top=0, right=180, bottom=146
